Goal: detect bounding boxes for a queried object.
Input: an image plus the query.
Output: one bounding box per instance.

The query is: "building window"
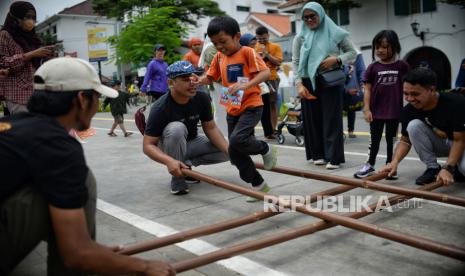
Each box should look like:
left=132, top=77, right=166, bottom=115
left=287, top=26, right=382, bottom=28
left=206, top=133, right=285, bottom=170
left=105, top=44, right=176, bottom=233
left=360, top=45, right=372, bottom=51
left=328, top=6, right=349, bottom=26
left=267, top=9, right=278, bottom=14
left=394, top=0, right=436, bottom=15
left=236, top=6, right=250, bottom=12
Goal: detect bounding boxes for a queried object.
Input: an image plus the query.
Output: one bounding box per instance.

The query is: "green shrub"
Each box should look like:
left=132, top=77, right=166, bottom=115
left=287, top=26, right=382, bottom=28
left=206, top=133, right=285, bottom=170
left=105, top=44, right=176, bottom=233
left=97, top=99, right=111, bottom=112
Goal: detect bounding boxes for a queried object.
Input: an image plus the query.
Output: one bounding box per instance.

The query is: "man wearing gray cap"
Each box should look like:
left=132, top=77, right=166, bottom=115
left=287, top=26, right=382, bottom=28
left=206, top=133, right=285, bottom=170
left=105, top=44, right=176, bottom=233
left=141, top=44, right=169, bottom=104
left=143, top=60, right=229, bottom=195
left=0, top=57, right=175, bottom=275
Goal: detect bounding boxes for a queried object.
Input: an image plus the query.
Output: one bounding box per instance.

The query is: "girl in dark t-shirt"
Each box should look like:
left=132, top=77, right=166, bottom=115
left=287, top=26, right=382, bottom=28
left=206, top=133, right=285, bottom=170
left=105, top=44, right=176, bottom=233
left=354, top=30, right=410, bottom=179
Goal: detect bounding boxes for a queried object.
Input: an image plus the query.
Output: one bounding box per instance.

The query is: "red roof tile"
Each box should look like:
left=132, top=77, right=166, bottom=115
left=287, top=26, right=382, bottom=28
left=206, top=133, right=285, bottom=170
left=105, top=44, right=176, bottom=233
left=249, top=12, right=291, bottom=36
left=59, top=0, right=99, bottom=16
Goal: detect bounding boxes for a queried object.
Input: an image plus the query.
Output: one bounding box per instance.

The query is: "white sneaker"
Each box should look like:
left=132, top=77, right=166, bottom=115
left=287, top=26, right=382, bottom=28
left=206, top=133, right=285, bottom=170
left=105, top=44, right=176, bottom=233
left=313, top=159, right=327, bottom=165
left=326, top=163, right=340, bottom=170
left=262, top=145, right=277, bottom=170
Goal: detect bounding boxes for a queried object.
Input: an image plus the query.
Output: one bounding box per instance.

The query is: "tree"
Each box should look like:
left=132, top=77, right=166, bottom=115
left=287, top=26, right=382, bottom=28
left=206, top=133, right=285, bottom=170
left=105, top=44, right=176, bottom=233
left=92, top=0, right=225, bottom=26
left=94, top=0, right=224, bottom=66
left=107, top=7, right=186, bottom=65
left=440, top=0, right=465, bottom=8
left=39, top=32, right=64, bottom=55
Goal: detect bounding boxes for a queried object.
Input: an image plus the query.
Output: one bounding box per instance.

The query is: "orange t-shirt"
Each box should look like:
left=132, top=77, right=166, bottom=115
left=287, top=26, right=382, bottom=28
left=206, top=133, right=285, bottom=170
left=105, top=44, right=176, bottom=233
left=255, top=41, right=282, bottom=80
left=207, top=46, right=268, bottom=116
left=183, top=50, right=200, bottom=67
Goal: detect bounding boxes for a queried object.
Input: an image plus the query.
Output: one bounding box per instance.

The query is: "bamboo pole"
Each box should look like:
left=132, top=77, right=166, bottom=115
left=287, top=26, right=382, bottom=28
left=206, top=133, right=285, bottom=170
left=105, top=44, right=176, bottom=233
left=255, top=163, right=465, bottom=207
left=119, top=173, right=388, bottom=255
left=176, top=170, right=465, bottom=266
left=173, top=181, right=465, bottom=273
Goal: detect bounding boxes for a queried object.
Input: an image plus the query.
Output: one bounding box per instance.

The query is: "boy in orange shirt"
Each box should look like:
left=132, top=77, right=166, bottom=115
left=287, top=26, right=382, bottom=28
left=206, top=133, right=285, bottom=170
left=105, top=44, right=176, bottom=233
left=195, top=16, right=277, bottom=202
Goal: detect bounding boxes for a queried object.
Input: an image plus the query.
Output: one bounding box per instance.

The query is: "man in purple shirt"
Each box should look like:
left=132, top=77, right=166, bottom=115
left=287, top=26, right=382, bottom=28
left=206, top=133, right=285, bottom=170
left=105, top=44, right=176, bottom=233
left=141, top=44, right=169, bottom=103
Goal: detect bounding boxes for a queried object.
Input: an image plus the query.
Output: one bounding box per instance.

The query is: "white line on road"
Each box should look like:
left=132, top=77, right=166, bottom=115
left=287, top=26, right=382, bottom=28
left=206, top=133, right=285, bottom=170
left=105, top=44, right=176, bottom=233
left=267, top=144, right=439, bottom=163
left=92, top=127, right=431, bottom=163
left=97, top=199, right=288, bottom=276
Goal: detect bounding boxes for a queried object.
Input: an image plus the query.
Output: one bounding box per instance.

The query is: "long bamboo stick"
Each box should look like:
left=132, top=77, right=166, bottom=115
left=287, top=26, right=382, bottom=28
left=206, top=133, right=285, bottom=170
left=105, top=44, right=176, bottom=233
left=173, top=181, right=465, bottom=273
left=119, top=173, right=388, bottom=255
left=178, top=170, right=465, bottom=265
left=255, top=163, right=465, bottom=207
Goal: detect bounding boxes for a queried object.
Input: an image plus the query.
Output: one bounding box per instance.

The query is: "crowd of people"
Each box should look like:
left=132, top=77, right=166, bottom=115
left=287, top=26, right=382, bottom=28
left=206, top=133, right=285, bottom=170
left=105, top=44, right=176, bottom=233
left=1, top=1, right=464, bottom=275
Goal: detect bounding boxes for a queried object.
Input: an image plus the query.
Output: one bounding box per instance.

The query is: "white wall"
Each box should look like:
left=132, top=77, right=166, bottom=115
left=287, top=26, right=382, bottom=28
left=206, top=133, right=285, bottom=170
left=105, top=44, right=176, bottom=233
left=56, top=16, right=118, bottom=79
left=291, top=0, right=465, bottom=87
left=348, top=0, right=465, bottom=84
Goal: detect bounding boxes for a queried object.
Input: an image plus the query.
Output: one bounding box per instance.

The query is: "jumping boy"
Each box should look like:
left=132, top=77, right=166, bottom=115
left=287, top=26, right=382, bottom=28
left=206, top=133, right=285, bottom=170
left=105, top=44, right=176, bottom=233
left=195, top=16, right=277, bottom=202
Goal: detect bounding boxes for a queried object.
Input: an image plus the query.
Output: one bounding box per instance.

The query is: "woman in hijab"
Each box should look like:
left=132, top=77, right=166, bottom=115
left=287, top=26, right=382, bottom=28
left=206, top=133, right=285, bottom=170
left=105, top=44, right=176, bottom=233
left=0, top=1, right=53, bottom=114
left=292, top=2, right=356, bottom=169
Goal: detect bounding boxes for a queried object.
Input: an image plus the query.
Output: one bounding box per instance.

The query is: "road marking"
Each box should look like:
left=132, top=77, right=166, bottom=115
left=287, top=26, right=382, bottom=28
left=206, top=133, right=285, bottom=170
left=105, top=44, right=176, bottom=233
left=272, top=144, right=441, bottom=163
left=93, top=117, right=378, bottom=136
left=91, top=127, right=438, bottom=164
left=97, top=199, right=288, bottom=276
left=94, top=117, right=135, bottom=122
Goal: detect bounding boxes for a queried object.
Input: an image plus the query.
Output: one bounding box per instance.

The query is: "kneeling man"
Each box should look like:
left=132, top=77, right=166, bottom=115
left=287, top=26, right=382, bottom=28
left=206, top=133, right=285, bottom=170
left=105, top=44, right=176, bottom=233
left=143, top=61, right=229, bottom=195
left=382, top=68, right=465, bottom=185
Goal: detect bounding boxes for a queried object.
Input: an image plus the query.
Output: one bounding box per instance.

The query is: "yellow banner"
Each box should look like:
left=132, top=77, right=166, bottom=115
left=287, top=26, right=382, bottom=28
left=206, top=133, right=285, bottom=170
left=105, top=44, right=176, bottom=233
left=87, top=27, right=108, bottom=61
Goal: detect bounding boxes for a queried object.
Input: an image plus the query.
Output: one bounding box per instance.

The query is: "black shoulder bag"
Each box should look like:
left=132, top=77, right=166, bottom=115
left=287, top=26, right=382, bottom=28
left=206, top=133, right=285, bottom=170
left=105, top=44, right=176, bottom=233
left=315, top=66, right=346, bottom=89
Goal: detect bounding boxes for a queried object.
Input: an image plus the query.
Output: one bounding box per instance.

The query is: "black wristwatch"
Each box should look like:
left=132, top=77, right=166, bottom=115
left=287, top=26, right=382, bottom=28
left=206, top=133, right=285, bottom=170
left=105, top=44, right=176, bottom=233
left=442, top=164, right=457, bottom=174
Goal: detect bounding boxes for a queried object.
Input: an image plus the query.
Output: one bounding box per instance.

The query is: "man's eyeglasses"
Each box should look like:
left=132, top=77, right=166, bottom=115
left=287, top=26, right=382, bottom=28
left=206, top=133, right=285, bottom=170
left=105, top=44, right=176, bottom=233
left=303, top=14, right=317, bottom=22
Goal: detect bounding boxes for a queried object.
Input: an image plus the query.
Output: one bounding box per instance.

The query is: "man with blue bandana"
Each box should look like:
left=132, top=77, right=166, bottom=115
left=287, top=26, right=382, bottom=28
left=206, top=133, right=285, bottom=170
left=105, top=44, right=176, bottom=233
left=143, top=61, right=229, bottom=195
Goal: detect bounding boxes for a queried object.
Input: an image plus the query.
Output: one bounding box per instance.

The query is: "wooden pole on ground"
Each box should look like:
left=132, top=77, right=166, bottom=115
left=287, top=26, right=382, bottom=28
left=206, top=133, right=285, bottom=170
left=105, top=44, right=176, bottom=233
left=172, top=181, right=465, bottom=273
left=173, top=170, right=465, bottom=270
left=119, top=173, right=387, bottom=255
left=255, top=163, right=465, bottom=207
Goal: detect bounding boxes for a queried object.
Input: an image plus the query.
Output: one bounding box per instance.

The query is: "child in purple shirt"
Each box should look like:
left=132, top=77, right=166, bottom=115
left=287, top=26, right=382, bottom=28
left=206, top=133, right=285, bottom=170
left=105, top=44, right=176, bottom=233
left=354, top=30, right=410, bottom=179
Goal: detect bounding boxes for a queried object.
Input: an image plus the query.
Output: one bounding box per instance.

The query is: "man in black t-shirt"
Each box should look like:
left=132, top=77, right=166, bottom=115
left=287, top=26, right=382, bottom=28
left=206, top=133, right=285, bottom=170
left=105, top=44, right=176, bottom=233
left=143, top=61, right=229, bottom=195
left=382, top=68, right=465, bottom=186
left=0, top=57, right=174, bottom=276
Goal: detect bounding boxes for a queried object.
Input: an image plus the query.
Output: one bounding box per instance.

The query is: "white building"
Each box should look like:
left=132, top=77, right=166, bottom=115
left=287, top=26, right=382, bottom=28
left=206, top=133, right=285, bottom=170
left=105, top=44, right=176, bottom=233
left=34, top=1, right=120, bottom=83
left=279, top=0, right=465, bottom=90
left=188, top=0, right=287, bottom=39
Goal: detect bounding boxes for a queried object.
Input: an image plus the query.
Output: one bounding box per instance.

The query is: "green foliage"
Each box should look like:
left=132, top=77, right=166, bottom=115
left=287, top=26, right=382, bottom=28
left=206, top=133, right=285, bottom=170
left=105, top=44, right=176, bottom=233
left=92, top=0, right=224, bottom=26
left=38, top=33, right=64, bottom=53
left=98, top=99, right=111, bottom=112
left=440, top=0, right=465, bottom=8
left=107, top=7, right=187, bottom=65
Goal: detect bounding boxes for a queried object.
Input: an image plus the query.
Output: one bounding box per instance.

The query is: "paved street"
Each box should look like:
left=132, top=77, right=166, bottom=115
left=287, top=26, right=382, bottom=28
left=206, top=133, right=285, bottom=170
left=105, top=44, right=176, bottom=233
left=13, top=104, right=465, bottom=275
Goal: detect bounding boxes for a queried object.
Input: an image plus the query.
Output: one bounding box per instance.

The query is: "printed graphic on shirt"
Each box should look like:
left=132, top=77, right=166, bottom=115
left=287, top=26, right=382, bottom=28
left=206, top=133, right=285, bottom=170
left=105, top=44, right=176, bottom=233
left=376, top=70, right=399, bottom=86
left=226, top=64, right=244, bottom=83
left=0, top=122, right=12, bottom=132
left=425, top=117, right=447, bottom=138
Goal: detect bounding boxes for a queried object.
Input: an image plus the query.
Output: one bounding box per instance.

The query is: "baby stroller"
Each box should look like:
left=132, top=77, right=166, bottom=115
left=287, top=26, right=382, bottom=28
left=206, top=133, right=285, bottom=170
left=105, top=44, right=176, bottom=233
left=275, top=97, right=304, bottom=146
